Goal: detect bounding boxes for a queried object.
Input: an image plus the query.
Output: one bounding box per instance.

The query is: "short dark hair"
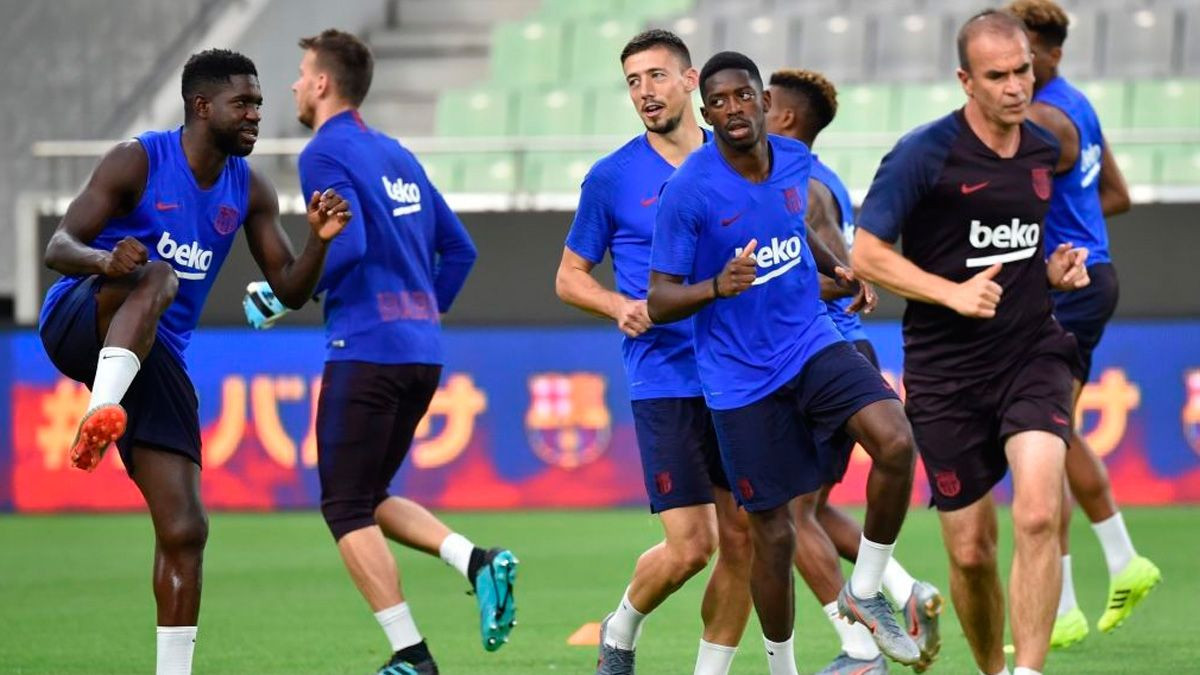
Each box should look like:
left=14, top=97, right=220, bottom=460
left=699, top=51, right=762, bottom=98
left=620, top=29, right=691, bottom=68
left=298, top=29, right=374, bottom=106
left=181, top=48, right=257, bottom=102
left=956, top=9, right=1029, bottom=71
left=1008, top=0, right=1070, bottom=48
left=769, top=69, right=838, bottom=132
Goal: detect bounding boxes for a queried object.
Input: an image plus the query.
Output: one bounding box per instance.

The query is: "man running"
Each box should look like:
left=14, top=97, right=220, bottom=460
left=852, top=11, right=1090, bottom=675
left=40, top=49, right=350, bottom=675
left=1009, top=0, right=1162, bottom=649
left=554, top=30, right=753, bottom=675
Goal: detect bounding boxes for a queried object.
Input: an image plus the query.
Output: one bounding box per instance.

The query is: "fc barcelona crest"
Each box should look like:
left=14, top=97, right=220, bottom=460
left=1031, top=167, right=1052, bottom=201
left=213, top=204, right=240, bottom=236
left=525, top=372, right=612, bottom=469
left=783, top=186, right=804, bottom=215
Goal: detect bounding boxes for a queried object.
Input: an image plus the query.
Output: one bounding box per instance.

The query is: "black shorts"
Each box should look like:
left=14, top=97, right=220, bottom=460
left=631, top=397, right=729, bottom=513
left=39, top=276, right=201, bottom=473
left=316, top=360, right=442, bottom=534
left=711, top=341, right=900, bottom=512
left=1052, top=262, right=1119, bottom=381
left=905, top=333, right=1076, bottom=511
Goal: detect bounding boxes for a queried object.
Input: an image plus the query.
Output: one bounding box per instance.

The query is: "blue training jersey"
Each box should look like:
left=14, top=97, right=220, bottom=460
left=564, top=131, right=711, bottom=401
left=40, top=128, right=250, bottom=366
left=810, top=154, right=867, bottom=343
left=1035, top=77, right=1110, bottom=264
left=650, top=135, right=842, bottom=410
left=299, top=110, right=477, bottom=365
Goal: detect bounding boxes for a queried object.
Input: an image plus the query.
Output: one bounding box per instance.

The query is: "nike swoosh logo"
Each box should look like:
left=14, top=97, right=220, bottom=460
left=155, top=202, right=180, bottom=211
left=960, top=182, right=989, bottom=195
left=101, top=354, right=122, bottom=360
left=720, top=212, right=742, bottom=226
left=1052, top=414, right=1069, bottom=425
left=640, top=196, right=657, bottom=207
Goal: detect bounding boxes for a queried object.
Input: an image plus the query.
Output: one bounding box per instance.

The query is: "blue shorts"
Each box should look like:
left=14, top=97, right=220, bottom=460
left=1052, top=262, right=1118, bottom=382
left=631, top=397, right=728, bottom=513
left=38, top=276, right=201, bottom=473
left=711, top=341, right=899, bottom=512
left=821, top=338, right=883, bottom=485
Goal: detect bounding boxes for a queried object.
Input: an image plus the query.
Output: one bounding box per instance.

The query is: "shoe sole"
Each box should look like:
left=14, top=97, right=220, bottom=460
left=69, top=405, right=126, bottom=472
left=1051, top=629, right=1089, bottom=650
left=1099, top=570, right=1162, bottom=634
left=911, top=592, right=943, bottom=673
left=480, top=551, right=519, bottom=651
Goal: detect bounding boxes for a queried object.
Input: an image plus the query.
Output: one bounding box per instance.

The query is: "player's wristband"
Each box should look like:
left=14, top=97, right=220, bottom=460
left=712, top=275, right=722, bottom=300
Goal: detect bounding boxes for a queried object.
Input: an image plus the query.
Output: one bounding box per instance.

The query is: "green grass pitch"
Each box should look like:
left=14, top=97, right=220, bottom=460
left=0, top=507, right=1194, bottom=673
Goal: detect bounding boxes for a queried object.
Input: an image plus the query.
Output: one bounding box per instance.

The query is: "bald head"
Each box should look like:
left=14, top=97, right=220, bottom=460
left=957, top=9, right=1029, bottom=72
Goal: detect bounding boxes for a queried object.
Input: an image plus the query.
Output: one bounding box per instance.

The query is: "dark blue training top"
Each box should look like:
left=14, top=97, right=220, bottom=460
left=857, top=108, right=1062, bottom=378
left=651, top=135, right=841, bottom=410
left=565, top=131, right=712, bottom=401
left=299, top=110, right=477, bottom=365
left=1035, top=76, right=1110, bottom=265
left=810, top=155, right=867, bottom=343
left=41, top=128, right=250, bottom=366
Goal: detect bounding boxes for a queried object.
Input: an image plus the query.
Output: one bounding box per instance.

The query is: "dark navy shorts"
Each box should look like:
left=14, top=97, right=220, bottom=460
left=1052, top=262, right=1118, bottom=382
left=39, top=276, right=201, bottom=474
left=905, top=329, right=1077, bottom=512
left=316, top=360, right=441, bottom=539
left=820, top=338, right=883, bottom=485
left=711, top=341, right=900, bottom=512
left=631, top=396, right=729, bottom=513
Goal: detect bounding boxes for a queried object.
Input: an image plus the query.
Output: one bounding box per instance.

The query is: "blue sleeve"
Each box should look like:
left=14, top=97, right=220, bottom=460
left=650, top=174, right=703, bottom=278
left=563, top=167, right=614, bottom=263
left=429, top=182, right=477, bottom=312
left=298, top=148, right=366, bottom=294
left=857, top=122, right=955, bottom=244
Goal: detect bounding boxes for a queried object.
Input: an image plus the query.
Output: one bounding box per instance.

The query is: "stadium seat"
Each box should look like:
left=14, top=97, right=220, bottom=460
left=796, top=12, right=870, bottom=84
left=419, top=153, right=463, bottom=192
left=1101, top=7, right=1176, bottom=78
left=491, top=19, right=566, bottom=86
left=536, top=0, right=612, bottom=19
left=1183, top=7, right=1200, bottom=76
left=1113, top=146, right=1158, bottom=185
left=720, top=12, right=793, bottom=76
left=568, top=18, right=641, bottom=85
left=460, top=152, right=520, bottom=193
left=647, top=13, right=716, bottom=64
left=1131, top=80, right=1200, bottom=129
left=1057, top=8, right=1100, bottom=81
left=523, top=151, right=606, bottom=192
left=896, top=82, right=962, bottom=132
left=622, top=0, right=695, bottom=21
left=1077, top=80, right=1130, bottom=131
left=871, top=11, right=948, bottom=82
left=588, top=86, right=649, bottom=136
left=819, top=147, right=887, bottom=192
left=515, top=87, right=587, bottom=136
left=1159, top=145, right=1200, bottom=185
left=435, top=87, right=514, bottom=137
left=825, top=83, right=899, bottom=134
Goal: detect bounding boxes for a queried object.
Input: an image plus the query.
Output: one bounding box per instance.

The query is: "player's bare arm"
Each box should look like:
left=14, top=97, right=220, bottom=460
left=647, top=239, right=757, bottom=324
left=242, top=167, right=351, bottom=309
left=44, top=141, right=150, bottom=277
left=1097, top=138, right=1131, bottom=217
left=807, top=178, right=853, bottom=302
left=854, top=228, right=1003, bottom=319
left=1027, top=101, right=1078, bottom=174
left=805, top=199, right=876, bottom=314
left=555, top=246, right=651, bottom=337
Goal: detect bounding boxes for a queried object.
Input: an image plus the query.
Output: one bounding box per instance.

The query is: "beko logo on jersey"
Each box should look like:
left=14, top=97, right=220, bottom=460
left=1079, top=143, right=1101, bottom=188
left=734, top=235, right=804, bottom=285
left=382, top=175, right=422, bottom=217
left=156, top=231, right=213, bottom=280
left=965, top=218, right=1039, bottom=268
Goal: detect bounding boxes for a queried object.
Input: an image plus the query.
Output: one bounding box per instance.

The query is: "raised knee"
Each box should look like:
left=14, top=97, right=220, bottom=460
left=158, top=513, right=208, bottom=553
left=1012, top=502, right=1059, bottom=539
left=873, top=428, right=916, bottom=472
left=142, top=260, right=180, bottom=305
left=948, top=536, right=996, bottom=576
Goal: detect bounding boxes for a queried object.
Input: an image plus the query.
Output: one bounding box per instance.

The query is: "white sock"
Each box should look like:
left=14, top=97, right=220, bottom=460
left=850, top=535, right=893, bottom=598
left=1091, top=512, right=1137, bottom=576
left=88, top=347, right=140, bottom=411
left=694, top=639, right=737, bottom=675
left=438, top=532, right=475, bottom=579
left=882, top=557, right=917, bottom=606
left=155, top=626, right=196, bottom=675
left=374, top=602, right=422, bottom=652
left=1013, top=668, right=1041, bottom=675
left=1058, top=555, right=1079, bottom=617
left=763, top=634, right=799, bottom=675
left=824, top=601, right=880, bottom=660
left=604, top=588, right=646, bottom=650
